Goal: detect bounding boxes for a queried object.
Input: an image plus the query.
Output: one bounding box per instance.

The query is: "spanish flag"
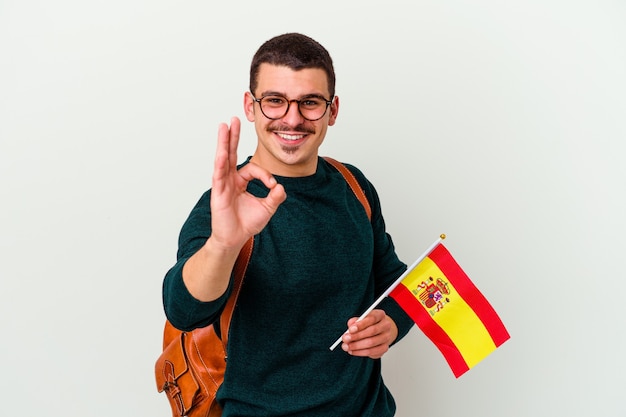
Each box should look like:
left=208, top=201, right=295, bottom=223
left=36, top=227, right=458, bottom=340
left=389, top=242, right=510, bottom=378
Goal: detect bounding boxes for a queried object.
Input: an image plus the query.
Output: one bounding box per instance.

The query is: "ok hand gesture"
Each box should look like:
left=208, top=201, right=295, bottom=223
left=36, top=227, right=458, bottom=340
left=182, top=117, right=286, bottom=302
left=210, top=116, right=287, bottom=251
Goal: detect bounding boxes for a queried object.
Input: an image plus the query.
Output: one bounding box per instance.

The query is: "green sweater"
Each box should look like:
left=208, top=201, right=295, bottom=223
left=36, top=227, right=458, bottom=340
left=163, top=157, right=414, bottom=417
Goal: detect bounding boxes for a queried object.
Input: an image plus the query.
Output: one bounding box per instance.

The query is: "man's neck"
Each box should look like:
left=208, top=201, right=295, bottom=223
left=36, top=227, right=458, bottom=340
left=249, top=153, right=318, bottom=177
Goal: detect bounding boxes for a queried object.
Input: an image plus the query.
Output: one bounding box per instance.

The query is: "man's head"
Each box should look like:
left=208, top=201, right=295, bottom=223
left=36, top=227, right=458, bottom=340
left=249, top=33, right=335, bottom=98
left=245, top=33, right=339, bottom=177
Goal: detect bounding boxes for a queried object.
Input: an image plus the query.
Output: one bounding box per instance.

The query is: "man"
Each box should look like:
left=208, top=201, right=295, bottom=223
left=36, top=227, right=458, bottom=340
left=162, top=33, right=414, bottom=416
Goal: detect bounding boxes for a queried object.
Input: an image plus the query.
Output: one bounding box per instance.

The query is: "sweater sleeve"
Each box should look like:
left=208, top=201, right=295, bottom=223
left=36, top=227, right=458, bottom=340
left=371, top=219, right=415, bottom=345
left=161, top=190, right=232, bottom=331
left=344, top=164, right=415, bottom=344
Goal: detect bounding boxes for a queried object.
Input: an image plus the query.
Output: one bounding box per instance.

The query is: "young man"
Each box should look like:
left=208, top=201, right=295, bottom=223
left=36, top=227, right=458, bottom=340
left=162, top=33, right=414, bottom=416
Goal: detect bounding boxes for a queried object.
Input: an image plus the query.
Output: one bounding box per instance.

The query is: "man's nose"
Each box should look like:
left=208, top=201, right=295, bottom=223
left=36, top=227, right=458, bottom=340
left=282, top=100, right=305, bottom=124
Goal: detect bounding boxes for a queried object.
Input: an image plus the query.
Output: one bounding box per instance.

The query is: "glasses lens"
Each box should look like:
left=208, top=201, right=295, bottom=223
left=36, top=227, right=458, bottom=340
left=298, top=97, right=327, bottom=121
left=260, top=96, right=288, bottom=119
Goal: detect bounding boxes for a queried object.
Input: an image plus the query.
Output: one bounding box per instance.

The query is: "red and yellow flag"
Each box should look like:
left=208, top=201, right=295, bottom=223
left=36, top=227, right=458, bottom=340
left=389, top=243, right=510, bottom=377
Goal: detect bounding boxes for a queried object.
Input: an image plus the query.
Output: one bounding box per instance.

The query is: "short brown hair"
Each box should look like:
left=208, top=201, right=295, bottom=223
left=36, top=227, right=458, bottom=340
left=249, top=33, right=336, bottom=97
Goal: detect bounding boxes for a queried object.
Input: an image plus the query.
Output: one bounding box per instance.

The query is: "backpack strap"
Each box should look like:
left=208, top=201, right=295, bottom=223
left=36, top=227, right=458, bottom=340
left=219, top=158, right=371, bottom=342
left=218, top=236, right=253, bottom=346
left=323, top=156, right=372, bottom=221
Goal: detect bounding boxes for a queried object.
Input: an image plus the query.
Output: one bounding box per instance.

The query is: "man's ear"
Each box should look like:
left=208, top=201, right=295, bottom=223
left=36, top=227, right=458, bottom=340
left=328, top=95, right=339, bottom=126
left=244, top=92, right=256, bottom=122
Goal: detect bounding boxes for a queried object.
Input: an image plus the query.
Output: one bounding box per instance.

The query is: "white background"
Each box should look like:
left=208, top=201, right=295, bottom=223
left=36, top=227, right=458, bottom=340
left=1, top=1, right=625, bottom=416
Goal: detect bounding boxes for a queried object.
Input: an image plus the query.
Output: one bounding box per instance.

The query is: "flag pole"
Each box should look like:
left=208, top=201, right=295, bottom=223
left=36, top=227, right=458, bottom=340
left=329, top=234, right=446, bottom=351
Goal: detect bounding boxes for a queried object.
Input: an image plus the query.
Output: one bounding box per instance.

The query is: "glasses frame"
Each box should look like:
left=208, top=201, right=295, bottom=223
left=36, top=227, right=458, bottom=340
left=250, top=93, right=334, bottom=122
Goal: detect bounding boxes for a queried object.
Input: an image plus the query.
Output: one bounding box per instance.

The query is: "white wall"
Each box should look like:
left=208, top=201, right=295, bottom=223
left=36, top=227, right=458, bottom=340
left=1, top=1, right=625, bottom=416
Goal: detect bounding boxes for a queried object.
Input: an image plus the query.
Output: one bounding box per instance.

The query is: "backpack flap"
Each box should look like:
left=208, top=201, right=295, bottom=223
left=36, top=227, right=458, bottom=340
left=156, top=332, right=200, bottom=416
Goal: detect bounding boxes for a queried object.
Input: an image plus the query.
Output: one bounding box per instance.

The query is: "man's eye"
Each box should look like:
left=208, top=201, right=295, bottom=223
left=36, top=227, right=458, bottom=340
left=265, top=97, right=286, bottom=105
left=302, top=99, right=322, bottom=108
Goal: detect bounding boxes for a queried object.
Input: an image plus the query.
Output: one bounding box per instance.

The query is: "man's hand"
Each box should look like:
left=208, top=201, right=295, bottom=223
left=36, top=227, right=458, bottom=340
left=210, top=116, right=287, bottom=250
left=182, top=117, right=286, bottom=302
left=341, top=309, right=398, bottom=359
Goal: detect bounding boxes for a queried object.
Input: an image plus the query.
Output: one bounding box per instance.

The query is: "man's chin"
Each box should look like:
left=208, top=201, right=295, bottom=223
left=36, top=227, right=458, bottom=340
left=280, top=145, right=300, bottom=155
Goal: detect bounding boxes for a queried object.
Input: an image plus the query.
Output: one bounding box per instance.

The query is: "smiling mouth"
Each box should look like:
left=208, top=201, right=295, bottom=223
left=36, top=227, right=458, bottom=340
left=277, top=133, right=306, bottom=141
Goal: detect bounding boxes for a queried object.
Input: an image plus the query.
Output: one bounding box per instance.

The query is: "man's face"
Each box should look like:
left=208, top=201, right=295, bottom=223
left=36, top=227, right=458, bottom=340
left=244, top=63, right=339, bottom=177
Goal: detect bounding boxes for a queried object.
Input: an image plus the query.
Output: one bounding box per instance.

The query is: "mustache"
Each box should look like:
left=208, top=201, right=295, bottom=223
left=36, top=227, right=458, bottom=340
left=267, top=122, right=315, bottom=135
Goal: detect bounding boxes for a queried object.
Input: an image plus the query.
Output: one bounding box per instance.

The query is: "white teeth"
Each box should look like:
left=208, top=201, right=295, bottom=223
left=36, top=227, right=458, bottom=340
left=278, top=133, right=304, bottom=141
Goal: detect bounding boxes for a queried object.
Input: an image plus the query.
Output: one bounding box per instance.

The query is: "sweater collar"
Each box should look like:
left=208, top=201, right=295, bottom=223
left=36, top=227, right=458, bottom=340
left=242, top=156, right=328, bottom=192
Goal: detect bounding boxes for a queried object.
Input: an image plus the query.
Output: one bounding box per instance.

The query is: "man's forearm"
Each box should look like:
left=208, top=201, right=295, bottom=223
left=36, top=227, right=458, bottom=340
left=182, top=237, right=242, bottom=302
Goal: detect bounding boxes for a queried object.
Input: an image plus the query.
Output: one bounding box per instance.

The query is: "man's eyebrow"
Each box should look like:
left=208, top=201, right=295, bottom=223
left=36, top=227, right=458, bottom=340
left=299, top=93, right=327, bottom=100
left=258, top=90, right=285, bottom=97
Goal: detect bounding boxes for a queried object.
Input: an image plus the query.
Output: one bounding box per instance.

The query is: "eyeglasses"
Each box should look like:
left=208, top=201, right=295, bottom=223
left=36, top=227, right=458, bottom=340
left=251, top=93, right=333, bottom=121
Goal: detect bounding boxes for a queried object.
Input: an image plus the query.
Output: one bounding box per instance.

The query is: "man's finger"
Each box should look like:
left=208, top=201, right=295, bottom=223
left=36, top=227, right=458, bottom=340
left=227, top=117, right=241, bottom=165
